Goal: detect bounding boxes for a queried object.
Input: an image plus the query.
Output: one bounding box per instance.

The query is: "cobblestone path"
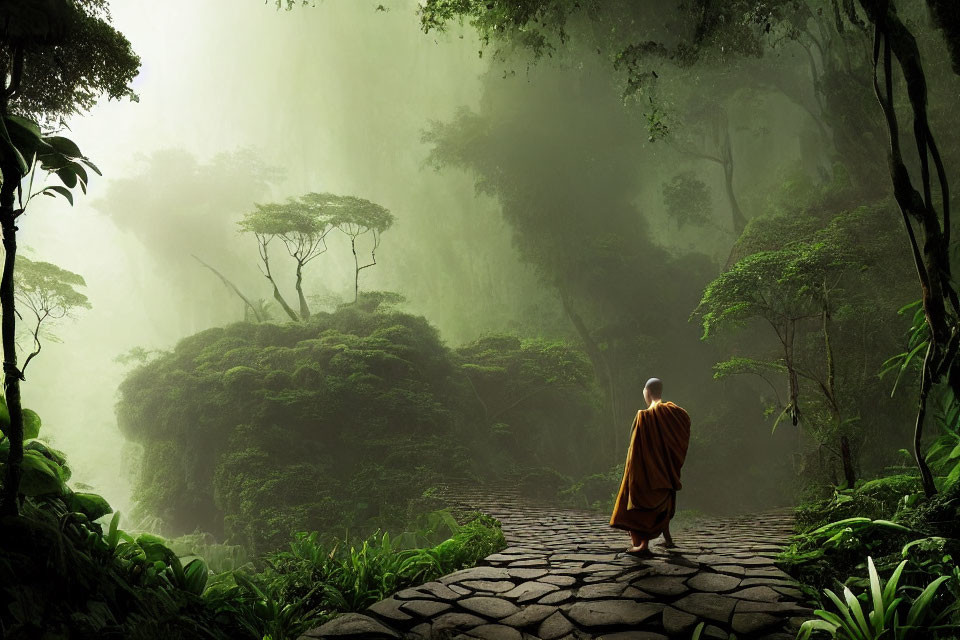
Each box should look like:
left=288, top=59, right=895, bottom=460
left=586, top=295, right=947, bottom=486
left=299, top=486, right=814, bottom=640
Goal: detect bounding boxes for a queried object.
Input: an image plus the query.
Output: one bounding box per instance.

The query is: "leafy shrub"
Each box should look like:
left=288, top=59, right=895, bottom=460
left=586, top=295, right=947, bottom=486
left=558, top=466, right=623, bottom=511
left=205, top=511, right=506, bottom=640
left=797, top=556, right=958, bottom=640
left=118, top=298, right=601, bottom=552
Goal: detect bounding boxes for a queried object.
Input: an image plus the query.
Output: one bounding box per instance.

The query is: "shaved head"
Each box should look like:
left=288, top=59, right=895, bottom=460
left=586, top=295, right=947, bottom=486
left=644, top=378, right=663, bottom=400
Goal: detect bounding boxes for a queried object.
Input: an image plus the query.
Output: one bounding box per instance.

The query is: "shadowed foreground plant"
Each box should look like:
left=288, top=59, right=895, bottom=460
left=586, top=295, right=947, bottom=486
left=797, top=556, right=957, bottom=640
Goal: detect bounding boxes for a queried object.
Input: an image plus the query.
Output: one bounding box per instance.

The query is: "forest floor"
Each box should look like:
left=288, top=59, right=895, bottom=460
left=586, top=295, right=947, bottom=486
left=298, top=485, right=815, bottom=640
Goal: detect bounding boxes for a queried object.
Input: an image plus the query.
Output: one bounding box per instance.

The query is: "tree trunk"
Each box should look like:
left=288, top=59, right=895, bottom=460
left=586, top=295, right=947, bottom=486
left=859, top=0, right=959, bottom=496
left=558, top=286, right=620, bottom=459
left=351, top=237, right=360, bottom=303
left=721, top=127, right=747, bottom=236
left=295, top=261, right=310, bottom=320
left=839, top=435, right=857, bottom=488
left=192, top=254, right=262, bottom=322
left=258, top=239, right=299, bottom=321
left=0, top=168, right=23, bottom=516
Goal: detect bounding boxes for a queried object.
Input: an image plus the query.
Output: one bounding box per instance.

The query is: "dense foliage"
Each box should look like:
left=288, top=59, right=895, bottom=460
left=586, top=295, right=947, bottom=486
left=117, top=293, right=602, bottom=553
left=0, top=403, right=506, bottom=639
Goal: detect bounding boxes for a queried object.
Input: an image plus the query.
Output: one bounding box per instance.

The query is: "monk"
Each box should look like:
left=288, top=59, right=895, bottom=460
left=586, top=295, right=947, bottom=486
left=610, top=377, right=691, bottom=556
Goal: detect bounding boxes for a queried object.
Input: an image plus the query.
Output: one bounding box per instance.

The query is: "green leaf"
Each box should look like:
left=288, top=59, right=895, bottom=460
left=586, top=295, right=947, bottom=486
left=809, top=517, right=871, bottom=536
left=17, top=450, right=66, bottom=496
left=905, top=575, right=950, bottom=628
left=136, top=533, right=174, bottom=564
left=183, top=558, right=209, bottom=595
left=106, top=511, right=122, bottom=551
left=41, top=185, right=74, bottom=206
left=80, top=157, right=102, bottom=176
left=65, top=491, right=112, bottom=521
left=0, top=395, right=10, bottom=434
left=866, top=557, right=884, bottom=635
left=871, top=519, right=912, bottom=533
left=57, top=166, right=78, bottom=189
left=883, top=560, right=907, bottom=604
left=24, top=440, right=66, bottom=467
left=691, top=621, right=705, bottom=640
left=6, top=115, right=41, bottom=140
left=22, top=409, right=41, bottom=440
left=44, top=135, right=83, bottom=158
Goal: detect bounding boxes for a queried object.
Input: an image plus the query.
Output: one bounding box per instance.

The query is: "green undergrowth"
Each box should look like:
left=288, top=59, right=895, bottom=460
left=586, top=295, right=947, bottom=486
left=781, top=473, right=960, bottom=638
left=0, top=407, right=506, bottom=639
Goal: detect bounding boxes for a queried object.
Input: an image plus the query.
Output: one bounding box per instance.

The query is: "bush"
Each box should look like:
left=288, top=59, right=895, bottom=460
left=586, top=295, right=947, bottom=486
left=558, top=466, right=623, bottom=511
left=118, top=300, right=602, bottom=552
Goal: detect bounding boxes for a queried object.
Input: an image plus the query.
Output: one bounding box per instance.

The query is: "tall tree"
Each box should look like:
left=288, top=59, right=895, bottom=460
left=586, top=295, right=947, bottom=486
left=0, top=0, right=138, bottom=514
left=239, top=194, right=335, bottom=321
left=320, top=194, right=394, bottom=304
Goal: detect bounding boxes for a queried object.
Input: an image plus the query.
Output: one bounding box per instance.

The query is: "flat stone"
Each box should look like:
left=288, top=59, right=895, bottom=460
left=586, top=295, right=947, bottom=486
left=703, top=624, right=729, bottom=639
left=673, top=593, right=738, bottom=624
left=634, top=562, right=698, bottom=577
left=773, top=585, right=805, bottom=599
left=407, top=622, right=431, bottom=639
left=459, top=597, right=522, bottom=619
left=566, top=600, right=663, bottom=627
left=537, top=612, right=574, bottom=640
left=442, top=567, right=512, bottom=584
left=540, top=575, right=576, bottom=587
left=300, top=613, right=400, bottom=639
left=740, top=578, right=800, bottom=588
left=735, top=600, right=813, bottom=615
left=399, top=600, right=452, bottom=617
left=576, top=583, right=627, bottom=598
left=538, top=590, right=573, bottom=604
left=630, top=576, right=689, bottom=596
left=581, top=563, right=624, bottom=572
left=730, top=586, right=782, bottom=602
left=450, top=585, right=472, bottom=595
left=583, top=570, right=622, bottom=581
left=732, top=611, right=781, bottom=634
left=622, top=586, right=652, bottom=599
left=552, top=553, right=619, bottom=563
left=487, top=553, right=539, bottom=562
left=468, top=624, right=523, bottom=640
left=508, top=559, right=549, bottom=568
left=662, top=606, right=698, bottom=634
left=462, top=580, right=516, bottom=593
left=598, top=633, right=669, bottom=640
left=503, top=581, right=560, bottom=602
left=366, top=598, right=411, bottom=621
left=686, top=572, right=741, bottom=593
left=499, top=604, right=557, bottom=627
left=432, top=612, right=488, bottom=631
left=415, top=581, right=463, bottom=601
left=713, top=564, right=747, bottom=577
left=508, top=568, right=549, bottom=580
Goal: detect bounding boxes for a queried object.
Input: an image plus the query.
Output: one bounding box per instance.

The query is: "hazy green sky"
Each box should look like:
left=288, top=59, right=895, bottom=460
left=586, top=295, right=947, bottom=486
left=21, top=0, right=499, bottom=515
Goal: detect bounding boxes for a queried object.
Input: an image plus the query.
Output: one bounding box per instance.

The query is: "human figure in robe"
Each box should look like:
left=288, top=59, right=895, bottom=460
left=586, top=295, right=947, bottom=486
left=609, top=377, right=691, bottom=556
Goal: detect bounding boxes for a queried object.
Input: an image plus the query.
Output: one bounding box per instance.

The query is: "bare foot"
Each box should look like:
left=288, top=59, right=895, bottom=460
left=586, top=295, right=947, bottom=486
left=625, top=545, right=654, bottom=557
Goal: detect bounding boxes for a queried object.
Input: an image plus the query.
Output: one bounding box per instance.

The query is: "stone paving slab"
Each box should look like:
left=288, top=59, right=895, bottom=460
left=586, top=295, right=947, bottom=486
left=298, top=485, right=813, bottom=640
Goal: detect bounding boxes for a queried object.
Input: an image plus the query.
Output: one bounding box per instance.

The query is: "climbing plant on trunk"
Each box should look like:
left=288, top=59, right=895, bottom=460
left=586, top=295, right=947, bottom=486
left=849, top=0, right=960, bottom=496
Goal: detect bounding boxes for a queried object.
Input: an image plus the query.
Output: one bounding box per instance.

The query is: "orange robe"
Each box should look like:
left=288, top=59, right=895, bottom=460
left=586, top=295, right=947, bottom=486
left=609, top=401, right=691, bottom=537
